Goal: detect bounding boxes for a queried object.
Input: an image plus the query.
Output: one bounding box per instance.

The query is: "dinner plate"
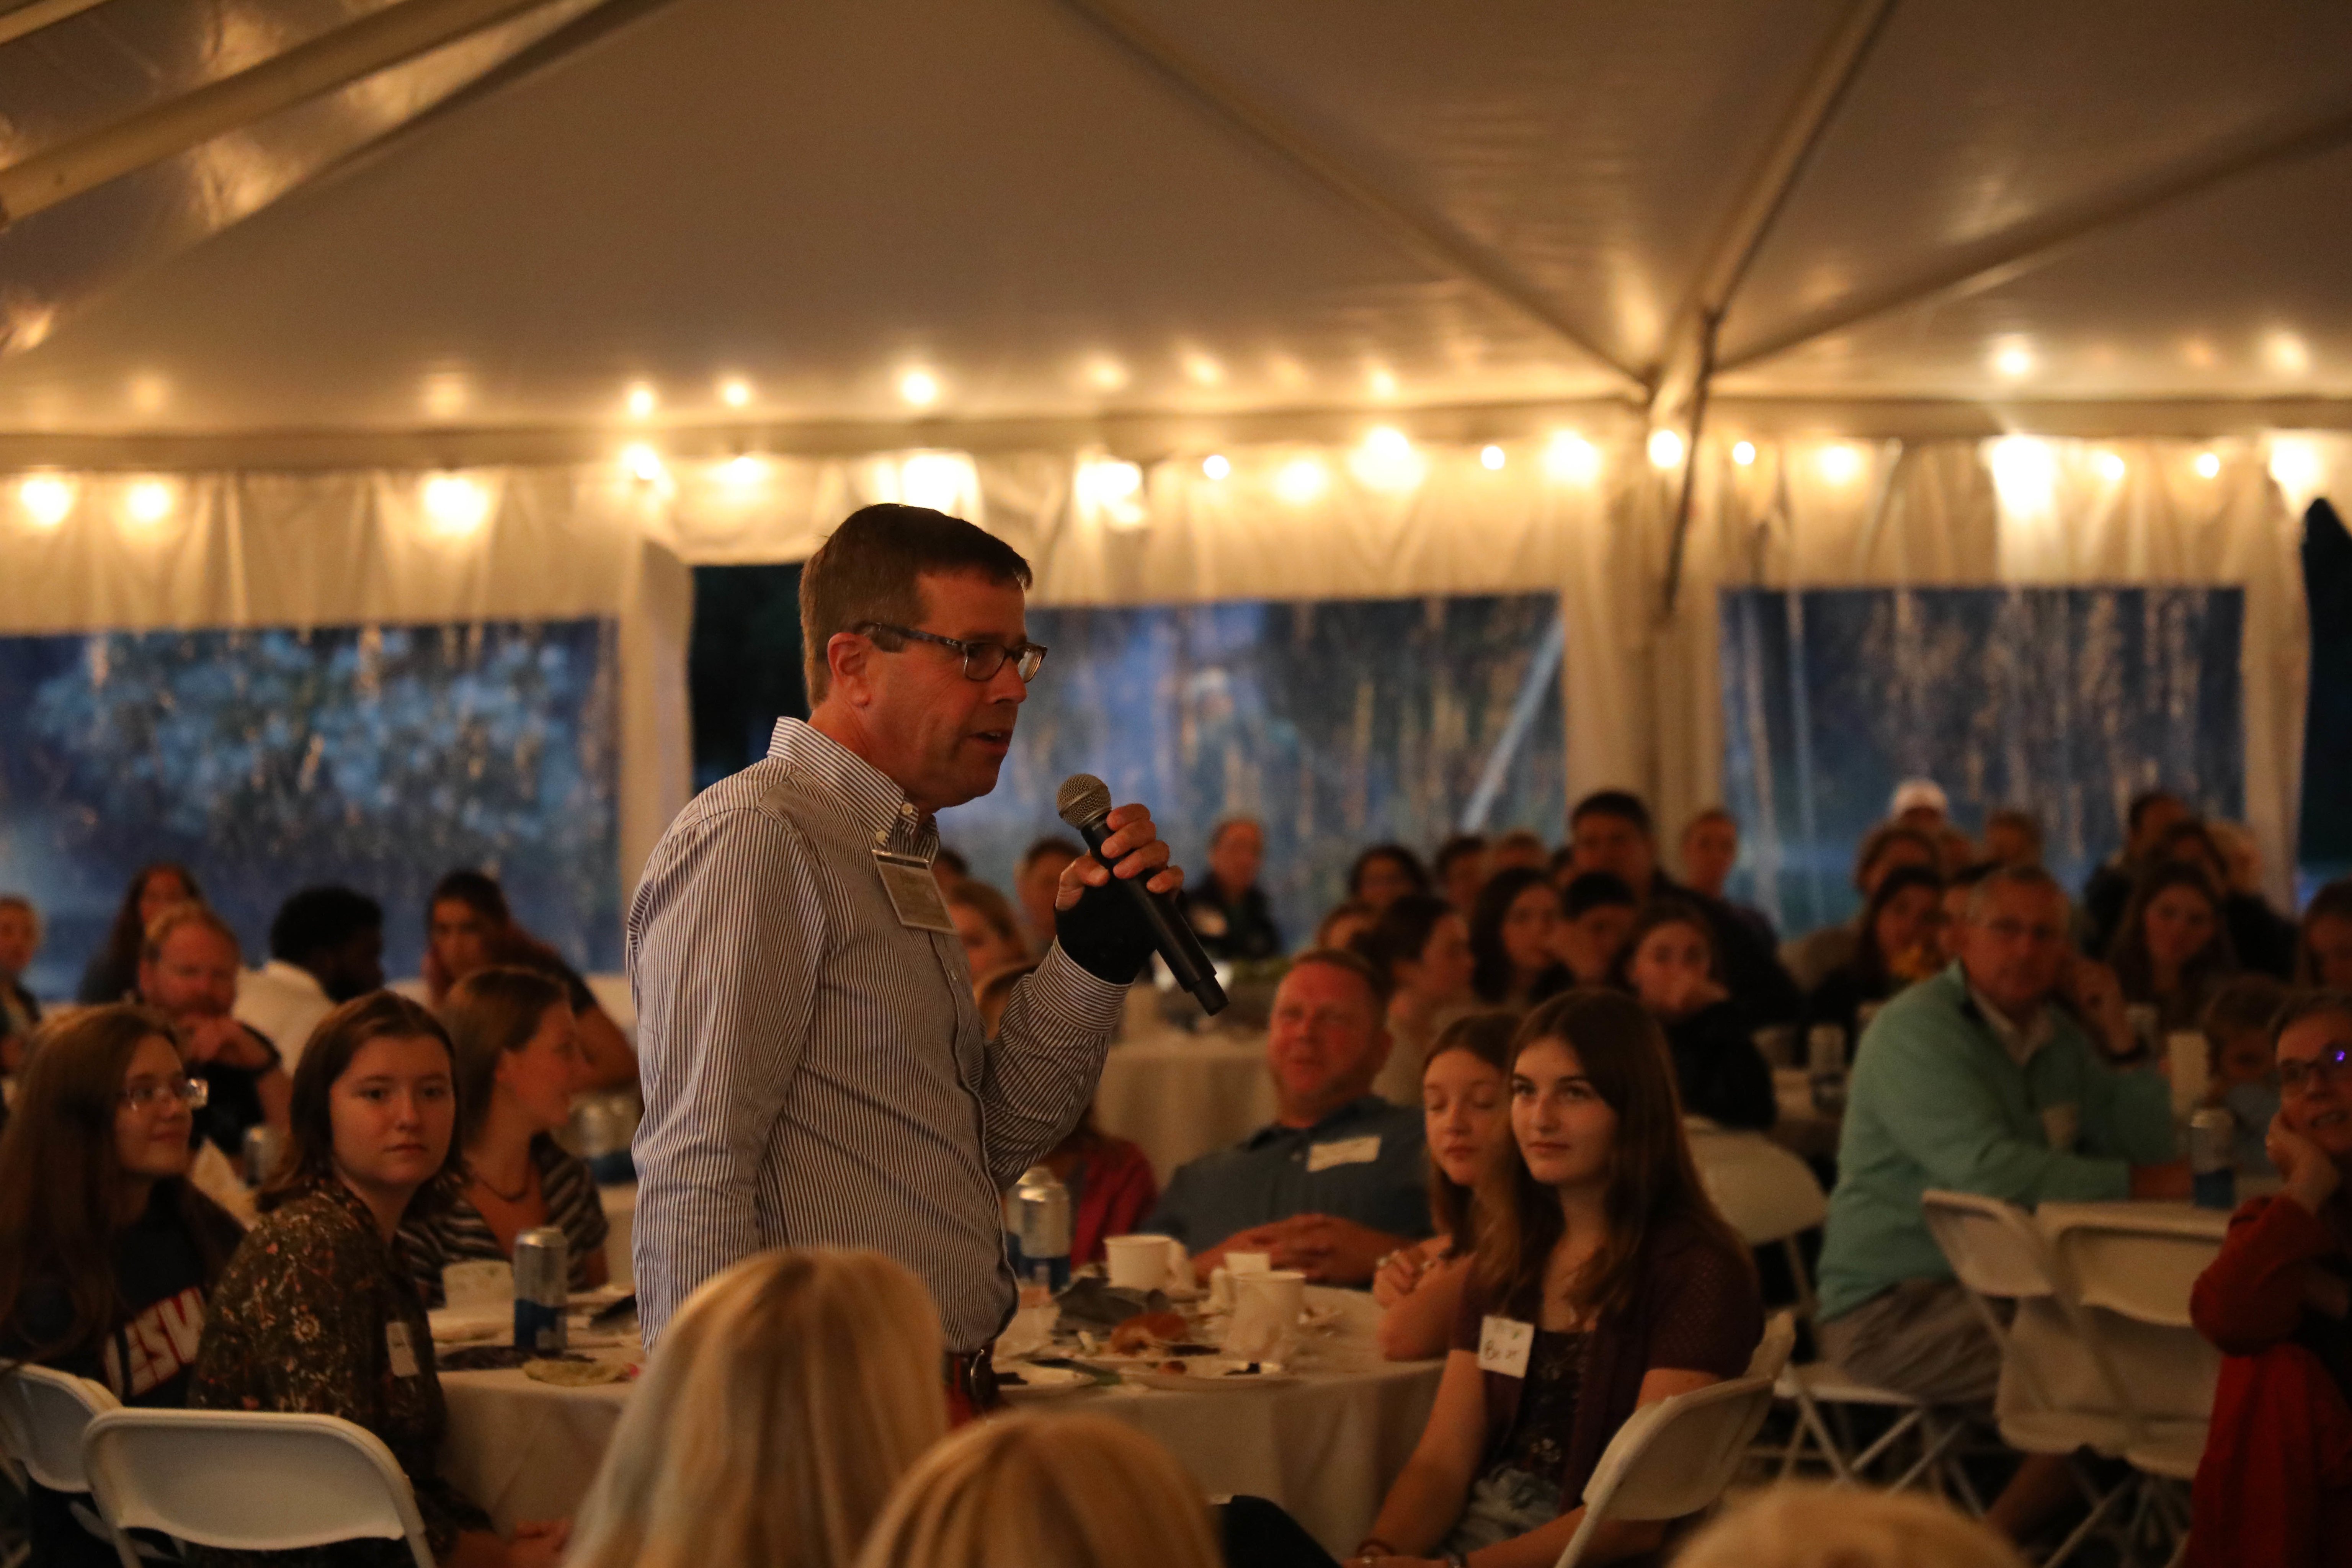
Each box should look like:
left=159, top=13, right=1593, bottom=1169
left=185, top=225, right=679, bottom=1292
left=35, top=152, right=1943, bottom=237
left=1130, top=1359, right=1295, bottom=1391
left=995, top=1362, right=1094, bottom=1400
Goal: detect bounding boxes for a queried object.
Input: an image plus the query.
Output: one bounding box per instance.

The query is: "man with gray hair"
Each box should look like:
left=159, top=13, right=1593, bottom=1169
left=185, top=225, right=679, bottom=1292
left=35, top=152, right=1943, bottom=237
left=1815, top=862, right=2186, bottom=1540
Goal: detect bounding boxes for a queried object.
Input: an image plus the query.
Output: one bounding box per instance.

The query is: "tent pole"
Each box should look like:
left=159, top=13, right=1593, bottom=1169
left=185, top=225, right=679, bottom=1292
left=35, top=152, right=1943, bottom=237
left=0, top=0, right=118, bottom=49
left=1718, top=94, right=2352, bottom=374
left=1661, top=315, right=1718, bottom=618
left=1052, top=0, right=1646, bottom=392
left=0, top=0, right=578, bottom=228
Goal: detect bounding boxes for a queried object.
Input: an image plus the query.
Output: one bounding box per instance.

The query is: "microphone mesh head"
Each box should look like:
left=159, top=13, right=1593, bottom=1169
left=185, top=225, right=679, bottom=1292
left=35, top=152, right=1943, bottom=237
left=1056, top=773, right=1113, bottom=829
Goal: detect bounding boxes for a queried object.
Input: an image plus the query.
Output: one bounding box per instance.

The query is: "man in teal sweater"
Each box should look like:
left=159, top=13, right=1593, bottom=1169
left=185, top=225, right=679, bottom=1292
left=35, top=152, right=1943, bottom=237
left=1816, top=863, right=2187, bottom=1540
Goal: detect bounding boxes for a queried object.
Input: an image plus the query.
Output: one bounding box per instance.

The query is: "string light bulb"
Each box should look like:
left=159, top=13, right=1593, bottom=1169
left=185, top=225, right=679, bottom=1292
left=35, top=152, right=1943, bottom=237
left=719, top=453, right=769, bottom=487
left=1543, top=431, right=1601, bottom=485
left=2094, top=449, right=2127, bottom=483
left=1731, top=441, right=1757, bottom=467
left=624, top=383, right=657, bottom=419
left=1202, top=454, right=1231, bottom=481
left=1075, top=457, right=1147, bottom=530
left=421, top=473, right=490, bottom=536
left=1818, top=443, right=1865, bottom=485
left=1274, top=456, right=1328, bottom=505
left=1647, top=428, right=1685, bottom=470
left=1349, top=427, right=1424, bottom=492
left=898, top=368, right=941, bottom=408
left=18, top=473, right=74, bottom=528
left=2194, top=451, right=2221, bottom=480
left=1480, top=445, right=1506, bottom=471
left=719, top=377, right=753, bottom=408
left=621, top=443, right=668, bottom=485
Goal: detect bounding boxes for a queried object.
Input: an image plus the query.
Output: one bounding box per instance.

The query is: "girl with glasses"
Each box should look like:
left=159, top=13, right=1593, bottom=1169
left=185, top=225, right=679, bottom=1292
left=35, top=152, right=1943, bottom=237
left=0, top=1004, right=245, bottom=1567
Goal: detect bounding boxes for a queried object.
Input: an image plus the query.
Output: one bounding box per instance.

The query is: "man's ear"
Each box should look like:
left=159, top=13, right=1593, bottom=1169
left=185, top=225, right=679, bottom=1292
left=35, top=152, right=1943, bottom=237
left=825, top=631, right=872, bottom=706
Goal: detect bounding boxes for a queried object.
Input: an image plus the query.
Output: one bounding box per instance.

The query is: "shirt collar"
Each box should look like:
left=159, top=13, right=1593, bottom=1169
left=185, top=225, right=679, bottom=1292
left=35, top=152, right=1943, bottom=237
left=768, top=717, right=939, bottom=860
left=1246, top=1094, right=1390, bottom=1149
left=260, top=959, right=328, bottom=1000
left=1960, top=968, right=2054, bottom=1068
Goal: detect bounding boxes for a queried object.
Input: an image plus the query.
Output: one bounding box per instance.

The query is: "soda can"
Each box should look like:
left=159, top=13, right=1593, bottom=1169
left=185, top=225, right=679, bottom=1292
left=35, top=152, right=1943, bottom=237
left=1011, top=1166, right=1072, bottom=1293
left=2189, top=1107, right=2236, bottom=1211
left=242, top=1124, right=284, bottom=1189
left=512, top=1226, right=569, bottom=1353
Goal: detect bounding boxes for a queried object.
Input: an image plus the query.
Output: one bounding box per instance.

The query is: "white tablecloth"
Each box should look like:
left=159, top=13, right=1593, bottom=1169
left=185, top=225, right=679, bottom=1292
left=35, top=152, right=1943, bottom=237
left=438, top=1287, right=1439, bottom=1555
left=1094, top=1029, right=1277, bottom=1184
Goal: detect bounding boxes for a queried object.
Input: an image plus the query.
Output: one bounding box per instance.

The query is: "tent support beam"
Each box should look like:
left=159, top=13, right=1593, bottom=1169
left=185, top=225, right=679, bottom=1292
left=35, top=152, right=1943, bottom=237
left=1052, top=0, right=1646, bottom=392
left=0, top=0, right=119, bottom=48
left=1719, top=93, right=2352, bottom=374
left=0, top=0, right=578, bottom=227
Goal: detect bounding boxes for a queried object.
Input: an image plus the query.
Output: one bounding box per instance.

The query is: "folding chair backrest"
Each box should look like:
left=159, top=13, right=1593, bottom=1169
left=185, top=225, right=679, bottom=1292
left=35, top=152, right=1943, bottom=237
left=1748, top=1310, right=1798, bottom=1382
left=1557, top=1375, right=1777, bottom=1567
left=2057, top=1223, right=2226, bottom=1427
left=1921, top=1189, right=2061, bottom=1302
left=0, top=1365, right=119, bottom=1494
left=82, top=1408, right=433, bottom=1568
left=1690, top=1131, right=1828, bottom=1247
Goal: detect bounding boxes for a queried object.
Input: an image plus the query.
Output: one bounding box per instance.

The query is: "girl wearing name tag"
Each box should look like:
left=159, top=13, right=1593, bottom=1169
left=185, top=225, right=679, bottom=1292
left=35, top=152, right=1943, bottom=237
left=190, top=994, right=568, bottom=1568
left=1346, top=989, right=1761, bottom=1568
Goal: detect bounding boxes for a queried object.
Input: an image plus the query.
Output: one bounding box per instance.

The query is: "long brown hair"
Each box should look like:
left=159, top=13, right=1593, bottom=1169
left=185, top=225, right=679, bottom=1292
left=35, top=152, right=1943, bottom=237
left=0, top=1006, right=235, bottom=1366
left=260, top=992, right=463, bottom=1214
left=438, top=966, right=569, bottom=1150
left=1472, top=988, right=1747, bottom=1318
left=1423, top=1011, right=1517, bottom=1244
left=1606, top=898, right=1723, bottom=992
left=2106, top=861, right=2237, bottom=1008
left=92, top=861, right=204, bottom=997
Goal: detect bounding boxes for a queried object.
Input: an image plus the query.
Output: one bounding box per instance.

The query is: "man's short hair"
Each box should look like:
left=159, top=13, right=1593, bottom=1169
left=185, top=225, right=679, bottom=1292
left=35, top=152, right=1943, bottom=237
left=1682, top=806, right=1736, bottom=838
left=1432, top=834, right=1487, bottom=876
left=430, top=869, right=511, bottom=926
left=1564, top=871, right=1638, bottom=919
left=1018, top=836, right=1084, bottom=875
left=799, top=504, right=1034, bottom=703
left=2202, top=973, right=2290, bottom=1039
left=269, top=886, right=384, bottom=964
left=1283, top=947, right=1394, bottom=1011
left=143, top=902, right=240, bottom=964
left=1986, top=807, right=2044, bottom=850
left=1962, top=863, right=2066, bottom=924
left=0, top=893, right=34, bottom=933
left=933, top=845, right=970, bottom=879
left=1209, top=817, right=1262, bottom=849
left=1570, top=790, right=1653, bottom=837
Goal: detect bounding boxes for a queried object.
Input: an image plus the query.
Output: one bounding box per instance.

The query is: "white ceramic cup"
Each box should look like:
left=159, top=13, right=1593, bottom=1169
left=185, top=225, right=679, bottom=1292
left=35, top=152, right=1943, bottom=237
left=1105, top=1234, right=1175, bottom=1292
left=1224, top=1269, right=1307, bottom=1361
left=1225, top=1250, right=1273, bottom=1276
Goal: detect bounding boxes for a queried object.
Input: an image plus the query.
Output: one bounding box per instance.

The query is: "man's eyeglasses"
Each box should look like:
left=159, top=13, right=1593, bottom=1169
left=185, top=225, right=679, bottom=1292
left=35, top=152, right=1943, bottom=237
left=857, top=622, right=1048, bottom=683
left=120, top=1077, right=209, bottom=1112
left=2279, top=1047, right=2352, bottom=1096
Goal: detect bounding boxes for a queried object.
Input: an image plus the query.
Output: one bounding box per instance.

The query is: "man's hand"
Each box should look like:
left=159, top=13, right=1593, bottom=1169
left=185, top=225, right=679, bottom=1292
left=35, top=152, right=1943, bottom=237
left=1650, top=970, right=1728, bottom=1021
left=1269, top=1215, right=1416, bottom=1286
left=2060, top=955, right=2136, bottom=1060
left=2269, top=1112, right=2343, bottom=1218
left=1057, top=803, right=1182, bottom=909
left=184, top=1015, right=271, bottom=1070
left=1372, top=1243, right=1431, bottom=1307
left=1191, top=1222, right=1293, bottom=1281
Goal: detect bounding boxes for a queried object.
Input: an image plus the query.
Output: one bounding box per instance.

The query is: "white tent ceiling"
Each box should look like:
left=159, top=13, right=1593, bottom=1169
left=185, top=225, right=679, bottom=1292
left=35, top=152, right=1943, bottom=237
left=2, top=0, right=2349, bottom=467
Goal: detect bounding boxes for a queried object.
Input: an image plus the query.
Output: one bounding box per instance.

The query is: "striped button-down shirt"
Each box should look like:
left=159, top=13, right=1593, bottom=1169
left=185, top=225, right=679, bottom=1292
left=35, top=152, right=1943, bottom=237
left=626, top=718, right=1126, bottom=1349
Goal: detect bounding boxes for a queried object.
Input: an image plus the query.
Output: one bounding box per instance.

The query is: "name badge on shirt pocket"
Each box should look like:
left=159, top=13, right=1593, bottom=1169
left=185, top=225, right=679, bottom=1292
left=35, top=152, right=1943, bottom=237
left=2041, top=1102, right=2081, bottom=1154
left=1478, top=1315, right=1535, bottom=1379
left=1306, top=1135, right=1382, bottom=1173
left=875, top=850, right=956, bottom=933
left=386, top=1321, right=421, bottom=1379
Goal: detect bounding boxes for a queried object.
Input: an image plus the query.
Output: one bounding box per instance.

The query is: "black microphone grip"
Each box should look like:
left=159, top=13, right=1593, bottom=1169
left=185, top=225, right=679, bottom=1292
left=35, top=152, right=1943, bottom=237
left=1073, top=817, right=1228, bottom=1015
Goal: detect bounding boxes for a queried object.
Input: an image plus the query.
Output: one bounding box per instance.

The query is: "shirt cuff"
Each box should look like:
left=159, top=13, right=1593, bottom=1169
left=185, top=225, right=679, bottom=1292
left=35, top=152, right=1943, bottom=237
left=1032, top=942, right=1132, bottom=1033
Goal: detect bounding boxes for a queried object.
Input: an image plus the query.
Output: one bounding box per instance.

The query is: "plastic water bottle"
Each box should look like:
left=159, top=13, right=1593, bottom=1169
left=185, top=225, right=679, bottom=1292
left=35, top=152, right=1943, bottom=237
left=1010, top=1166, right=1072, bottom=1293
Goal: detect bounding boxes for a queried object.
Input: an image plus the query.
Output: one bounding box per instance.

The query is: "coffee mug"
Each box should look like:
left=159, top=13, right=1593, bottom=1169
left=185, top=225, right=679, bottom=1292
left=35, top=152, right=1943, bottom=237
left=1105, top=1234, right=1175, bottom=1292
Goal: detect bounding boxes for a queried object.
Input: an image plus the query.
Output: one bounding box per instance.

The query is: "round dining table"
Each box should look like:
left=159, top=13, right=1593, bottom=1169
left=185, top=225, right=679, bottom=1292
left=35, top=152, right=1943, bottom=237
left=436, top=1287, right=1440, bottom=1557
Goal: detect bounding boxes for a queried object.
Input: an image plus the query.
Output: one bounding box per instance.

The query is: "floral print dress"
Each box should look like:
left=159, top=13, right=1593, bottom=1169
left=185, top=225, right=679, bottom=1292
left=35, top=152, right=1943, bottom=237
left=189, top=1181, right=491, bottom=1565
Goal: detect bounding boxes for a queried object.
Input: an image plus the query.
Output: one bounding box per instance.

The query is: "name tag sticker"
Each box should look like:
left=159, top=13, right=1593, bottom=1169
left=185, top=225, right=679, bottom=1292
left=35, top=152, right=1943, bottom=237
left=1478, top=1315, right=1535, bottom=1379
left=875, top=850, right=956, bottom=933
left=386, top=1321, right=421, bottom=1380
left=1306, top=1135, right=1382, bottom=1173
left=2041, top=1102, right=2081, bottom=1154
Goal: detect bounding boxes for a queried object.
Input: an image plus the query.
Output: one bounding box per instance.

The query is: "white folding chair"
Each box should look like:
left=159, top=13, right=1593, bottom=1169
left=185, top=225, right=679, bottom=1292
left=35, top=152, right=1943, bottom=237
left=1552, top=1367, right=1782, bottom=1567
left=81, top=1408, right=434, bottom=1568
left=0, top=1366, right=140, bottom=1567
left=1920, top=1191, right=2134, bottom=1566
left=2054, top=1216, right=2226, bottom=1567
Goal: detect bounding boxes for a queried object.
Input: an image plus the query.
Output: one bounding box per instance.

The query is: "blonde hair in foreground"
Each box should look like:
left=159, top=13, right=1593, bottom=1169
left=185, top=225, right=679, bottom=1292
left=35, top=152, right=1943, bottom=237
left=1676, top=1485, right=2027, bottom=1568
left=565, top=1248, right=947, bottom=1568
left=853, top=1413, right=1222, bottom=1568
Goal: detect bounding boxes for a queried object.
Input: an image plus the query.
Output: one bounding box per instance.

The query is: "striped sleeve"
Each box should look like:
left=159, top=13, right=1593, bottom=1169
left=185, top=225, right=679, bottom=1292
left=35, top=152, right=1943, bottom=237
left=979, top=946, right=1129, bottom=1189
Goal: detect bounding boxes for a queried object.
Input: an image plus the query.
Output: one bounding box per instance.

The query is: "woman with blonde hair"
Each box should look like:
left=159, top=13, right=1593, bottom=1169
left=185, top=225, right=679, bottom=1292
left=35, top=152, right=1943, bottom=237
left=855, top=1413, right=1221, bottom=1568
left=1676, top=1485, right=2024, bottom=1568
left=568, top=1247, right=947, bottom=1568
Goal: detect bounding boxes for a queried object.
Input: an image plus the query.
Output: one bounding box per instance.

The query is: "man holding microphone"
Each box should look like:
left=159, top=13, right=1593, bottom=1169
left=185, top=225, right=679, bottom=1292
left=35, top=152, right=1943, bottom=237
left=628, top=503, right=1176, bottom=1413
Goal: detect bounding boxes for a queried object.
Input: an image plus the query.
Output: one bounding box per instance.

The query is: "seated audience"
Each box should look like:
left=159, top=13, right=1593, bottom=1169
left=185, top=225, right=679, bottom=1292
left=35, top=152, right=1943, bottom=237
left=1351, top=844, right=1434, bottom=914
left=1015, top=836, right=1085, bottom=952
left=1546, top=843, right=1579, bottom=889
left=2203, top=974, right=2290, bottom=1176
left=1147, top=951, right=1430, bottom=1284
left=1981, top=807, right=2045, bottom=869
left=2152, top=819, right=2296, bottom=981
left=137, top=903, right=290, bottom=1154
left=1469, top=868, right=1573, bottom=1011
left=1569, top=790, right=1798, bottom=1024
left=0, top=893, right=38, bottom=1072
left=1680, top=806, right=1777, bottom=949
left=1815, top=864, right=2185, bottom=1543
left=77, top=859, right=203, bottom=1004
left=1612, top=902, right=1776, bottom=1131
left=1678, top=1486, right=2027, bottom=1568
left=856, top=1413, right=1223, bottom=1568
left=1316, top=900, right=1379, bottom=954
left=931, top=844, right=970, bottom=893
left=1374, top=1012, right=1516, bottom=1362
left=1434, top=834, right=1490, bottom=915
left=2301, top=877, right=2352, bottom=988
left=946, top=879, right=1029, bottom=984
left=1800, top=864, right=1946, bottom=1049
left=1355, top=893, right=1477, bottom=1105
left=2082, top=787, right=2192, bottom=956
left=1488, top=830, right=1550, bottom=876
left=980, top=964, right=1158, bottom=1267
left=237, top=885, right=386, bottom=1076
left=1890, top=777, right=1950, bottom=835
left=0, top=1006, right=245, bottom=1568
left=1342, top=989, right=1763, bottom=1564
left=1179, top=817, right=1284, bottom=962
left=1557, top=871, right=1638, bottom=986
left=1785, top=824, right=1940, bottom=991
left=2184, top=990, right=2352, bottom=1568
left=399, top=968, right=609, bottom=1306
left=568, top=1248, right=947, bottom=1568
left=425, top=869, right=637, bottom=1091
left=2107, top=861, right=2238, bottom=1037
left=190, top=992, right=564, bottom=1567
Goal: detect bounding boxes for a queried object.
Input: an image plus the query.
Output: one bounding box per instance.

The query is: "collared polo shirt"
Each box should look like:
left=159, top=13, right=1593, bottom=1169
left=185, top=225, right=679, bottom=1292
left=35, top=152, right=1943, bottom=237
left=1144, top=1095, right=1432, bottom=1253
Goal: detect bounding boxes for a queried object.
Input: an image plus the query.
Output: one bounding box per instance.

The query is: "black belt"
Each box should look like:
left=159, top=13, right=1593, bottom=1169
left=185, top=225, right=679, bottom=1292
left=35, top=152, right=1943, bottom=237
left=946, top=1347, right=1001, bottom=1413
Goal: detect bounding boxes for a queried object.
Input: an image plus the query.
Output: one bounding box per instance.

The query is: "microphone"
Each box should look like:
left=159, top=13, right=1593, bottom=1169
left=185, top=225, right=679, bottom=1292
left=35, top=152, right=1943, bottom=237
left=1057, top=773, right=1228, bottom=1015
